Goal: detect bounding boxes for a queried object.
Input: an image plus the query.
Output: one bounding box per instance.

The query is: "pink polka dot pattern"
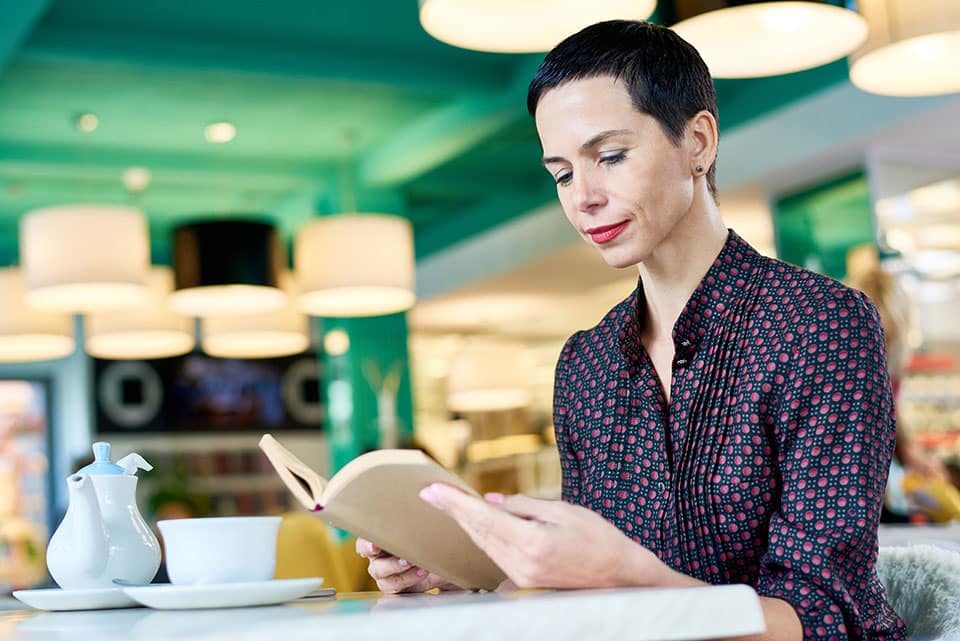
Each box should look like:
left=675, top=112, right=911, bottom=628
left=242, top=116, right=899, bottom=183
left=553, top=231, right=906, bottom=641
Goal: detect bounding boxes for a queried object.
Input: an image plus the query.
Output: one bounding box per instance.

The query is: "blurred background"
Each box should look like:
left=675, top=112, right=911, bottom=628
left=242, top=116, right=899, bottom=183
left=0, top=0, right=958, bottom=591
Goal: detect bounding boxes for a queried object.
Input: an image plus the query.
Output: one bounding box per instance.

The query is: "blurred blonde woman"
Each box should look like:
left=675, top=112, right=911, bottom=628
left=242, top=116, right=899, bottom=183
left=847, top=264, right=948, bottom=516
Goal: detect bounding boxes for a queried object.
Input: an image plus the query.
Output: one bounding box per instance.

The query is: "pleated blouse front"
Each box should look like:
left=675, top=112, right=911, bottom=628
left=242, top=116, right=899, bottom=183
left=553, top=231, right=906, bottom=641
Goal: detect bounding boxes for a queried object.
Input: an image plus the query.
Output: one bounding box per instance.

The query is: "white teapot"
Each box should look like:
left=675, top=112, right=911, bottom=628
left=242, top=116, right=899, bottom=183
left=46, top=442, right=161, bottom=589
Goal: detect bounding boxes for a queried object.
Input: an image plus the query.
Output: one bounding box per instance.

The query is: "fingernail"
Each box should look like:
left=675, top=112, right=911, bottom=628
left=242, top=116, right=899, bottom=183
left=484, top=492, right=504, bottom=505
left=417, top=568, right=427, bottom=577
left=367, top=541, right=378, bottom=554
left=419, top=486, right=444, bottom=511
left=398, top=559, right=409, bottom=568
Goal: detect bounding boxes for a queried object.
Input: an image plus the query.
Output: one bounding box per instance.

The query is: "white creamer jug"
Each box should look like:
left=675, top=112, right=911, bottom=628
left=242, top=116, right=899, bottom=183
left=46, top=442, right=161, bottom=589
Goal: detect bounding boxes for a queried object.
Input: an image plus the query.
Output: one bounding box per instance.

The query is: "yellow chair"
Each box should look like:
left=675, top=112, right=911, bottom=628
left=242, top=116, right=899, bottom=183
left=274, top=512, right=377, bottom=592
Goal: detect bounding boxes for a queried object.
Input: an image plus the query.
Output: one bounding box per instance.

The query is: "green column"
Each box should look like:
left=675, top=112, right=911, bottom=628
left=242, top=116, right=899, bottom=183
left=773, top=171, right=876, bottom=280
left=319, top=312, right=415, bottom=474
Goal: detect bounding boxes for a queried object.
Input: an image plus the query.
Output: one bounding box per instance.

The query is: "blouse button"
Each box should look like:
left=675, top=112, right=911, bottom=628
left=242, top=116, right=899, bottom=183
left=681, top=340, right=692, bottom=347
left=675, top=358, right=688, bottom=366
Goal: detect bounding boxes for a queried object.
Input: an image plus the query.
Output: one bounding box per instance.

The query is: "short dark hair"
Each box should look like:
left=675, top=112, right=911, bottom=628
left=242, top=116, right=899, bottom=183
left=527, top=20, right=719, bottom=201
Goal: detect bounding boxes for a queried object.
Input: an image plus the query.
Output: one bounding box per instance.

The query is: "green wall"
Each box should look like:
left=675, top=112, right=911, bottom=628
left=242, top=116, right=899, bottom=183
left=773, top=171, right=876, bottom=280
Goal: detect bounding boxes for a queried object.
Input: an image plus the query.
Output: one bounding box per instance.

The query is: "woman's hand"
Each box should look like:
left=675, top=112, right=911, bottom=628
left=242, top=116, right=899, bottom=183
left=355, top=538, right=463, bottom=594
left=418, top=485, right=673, bottom=590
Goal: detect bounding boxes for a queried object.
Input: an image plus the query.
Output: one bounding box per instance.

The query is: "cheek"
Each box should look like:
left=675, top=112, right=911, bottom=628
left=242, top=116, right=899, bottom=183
left=557, top=191, right=579, bottom=227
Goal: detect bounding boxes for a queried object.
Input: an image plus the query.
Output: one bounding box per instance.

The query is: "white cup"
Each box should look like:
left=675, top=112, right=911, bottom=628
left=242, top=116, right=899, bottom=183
left=157, top=516, right=282, bottom=585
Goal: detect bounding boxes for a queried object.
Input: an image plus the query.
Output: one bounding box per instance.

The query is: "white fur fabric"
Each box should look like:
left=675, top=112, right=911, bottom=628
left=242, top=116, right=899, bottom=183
left=877, top=545, right=960, bottom=640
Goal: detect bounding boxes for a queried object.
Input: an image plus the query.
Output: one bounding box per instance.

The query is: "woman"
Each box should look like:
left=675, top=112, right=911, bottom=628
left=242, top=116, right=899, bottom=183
left=359, top=20, right=906, bottom=641
left=847, top=264, right=949, bottom=520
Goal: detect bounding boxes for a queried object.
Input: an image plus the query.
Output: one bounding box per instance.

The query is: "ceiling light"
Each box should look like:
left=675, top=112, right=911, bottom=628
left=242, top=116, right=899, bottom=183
left=323, top=329, right=350, bottom=356
left=670, top=1, right=868, bottom=78
left=171, top=220, right=286, bottom=317
left=20, top=205, right=150, bottom=312
left=849, top=0, right=960, bottom=96
left=0, top=268, right=74, bottom=363
left=75, top=113, right=99, bottom=133
left=446, top=338, right=533, bottom=412
left=86, top=267, right=195, bottom=360
left=204, top=122, right=236, bottom=144
left=418, top=0, right=656, bottom=53
left=201, top=273, right=308, bottom=359
left=123, top=167, right=151, bottom=193
left=295, top=214, right=415, bottom=317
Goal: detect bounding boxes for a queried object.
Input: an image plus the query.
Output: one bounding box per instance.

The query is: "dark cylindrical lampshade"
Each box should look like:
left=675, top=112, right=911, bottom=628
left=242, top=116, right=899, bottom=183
left=170, top=220, right=287, bottom=317
left=667, top=1, right=868, bottom=78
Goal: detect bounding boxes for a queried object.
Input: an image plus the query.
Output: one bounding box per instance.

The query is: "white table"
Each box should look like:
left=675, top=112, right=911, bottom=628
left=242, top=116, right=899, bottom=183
left=3, top=586, right=764, bottom=641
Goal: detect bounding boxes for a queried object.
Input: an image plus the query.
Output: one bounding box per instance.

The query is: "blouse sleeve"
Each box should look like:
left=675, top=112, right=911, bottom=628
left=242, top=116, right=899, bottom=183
left=756, top=289, right=905, bottom=641
left=553, top=332, right=583, bottom=505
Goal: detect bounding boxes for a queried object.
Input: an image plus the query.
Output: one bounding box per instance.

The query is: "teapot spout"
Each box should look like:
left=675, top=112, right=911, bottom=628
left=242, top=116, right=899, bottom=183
left=46, top=474, right=110, bottom=589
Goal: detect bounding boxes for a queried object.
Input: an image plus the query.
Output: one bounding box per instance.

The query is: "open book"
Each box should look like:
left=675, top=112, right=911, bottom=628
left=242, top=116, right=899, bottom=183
left=259, top=434, right=506, bottom=591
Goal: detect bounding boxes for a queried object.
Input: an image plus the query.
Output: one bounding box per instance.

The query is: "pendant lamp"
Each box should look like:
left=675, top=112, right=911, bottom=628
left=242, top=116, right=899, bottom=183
left=849, top=0, right=960, bottom=96
left=86, top=267, right=195, bottom=360
left=446, top=338, right=533, bottom=412
left=295, top=214, right=415, bottom=318
left=418, top=0, right=656, bottom=53
left=669, top=1, right=868, bottom=78
left=20, top=205, right=150, bottom=312
left=201, top=272, right=308, bottom=359
left=170, top=220, right=286, bottom=317
left=0, top=268, right=74, bottom=362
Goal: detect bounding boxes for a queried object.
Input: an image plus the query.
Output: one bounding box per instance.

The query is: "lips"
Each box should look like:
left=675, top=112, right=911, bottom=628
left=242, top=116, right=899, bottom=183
left=585, top=221, right=629, bottom=244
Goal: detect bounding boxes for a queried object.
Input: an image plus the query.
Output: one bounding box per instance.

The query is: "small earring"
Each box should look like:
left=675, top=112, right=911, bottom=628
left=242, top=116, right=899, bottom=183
left=695, top=163, right=704, bottom=174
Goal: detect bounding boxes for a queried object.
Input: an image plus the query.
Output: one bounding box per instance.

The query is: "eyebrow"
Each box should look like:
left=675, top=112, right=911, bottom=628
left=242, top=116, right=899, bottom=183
left=542, top=129, right=633, bottom=166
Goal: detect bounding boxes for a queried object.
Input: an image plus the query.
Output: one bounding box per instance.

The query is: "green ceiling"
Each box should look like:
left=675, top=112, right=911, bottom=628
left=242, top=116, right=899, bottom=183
left=0, top=0, right=851, bottom=267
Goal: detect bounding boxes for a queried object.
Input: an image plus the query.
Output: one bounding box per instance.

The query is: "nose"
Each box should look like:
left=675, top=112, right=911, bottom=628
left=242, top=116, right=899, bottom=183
left=572, top=170, right=606, bottom=213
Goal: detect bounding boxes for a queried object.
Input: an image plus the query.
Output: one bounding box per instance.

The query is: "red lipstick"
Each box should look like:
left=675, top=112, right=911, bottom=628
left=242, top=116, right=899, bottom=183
left=585, top=221, right=629, bottom=244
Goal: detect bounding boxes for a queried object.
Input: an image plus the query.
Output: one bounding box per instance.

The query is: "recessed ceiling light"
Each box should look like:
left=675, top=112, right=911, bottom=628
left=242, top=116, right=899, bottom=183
left=123, top=167, right=151, bottom=193
left=323, top=329, right=351, bottom=356
left=76, top=113, right=99, bottom=133
left=204, top=122, right=236, bottom=144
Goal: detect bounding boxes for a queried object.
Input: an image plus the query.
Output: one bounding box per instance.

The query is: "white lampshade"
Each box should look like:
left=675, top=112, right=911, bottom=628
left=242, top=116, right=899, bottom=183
left=849, top=0, right=960, bottom=96
left=20, top=205, right=150, bottom=312
left=295, top=214, right=415, bottom=318
left=202, top=273, right=309, bottom=359
left=419, top=0, right=656, bottom=53
left=446, top=339, right=533, bottom=412
left=671, top=1, right=868, bottom=78
left=86, top=267, right=195, bottom=360
left=0, top=268, right=74, bottom=362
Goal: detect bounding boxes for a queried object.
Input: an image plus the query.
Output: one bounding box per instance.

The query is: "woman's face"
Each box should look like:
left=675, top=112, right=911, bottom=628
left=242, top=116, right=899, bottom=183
left=535, top=76, right=698, bottom=269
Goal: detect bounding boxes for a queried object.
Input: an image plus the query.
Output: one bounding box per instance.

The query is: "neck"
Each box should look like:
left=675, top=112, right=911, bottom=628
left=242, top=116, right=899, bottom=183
left=637, top=196, right=728, bottom=339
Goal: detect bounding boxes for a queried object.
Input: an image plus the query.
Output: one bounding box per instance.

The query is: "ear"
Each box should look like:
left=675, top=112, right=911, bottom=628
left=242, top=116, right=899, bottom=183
left=686, top=110, right=718, bottom=176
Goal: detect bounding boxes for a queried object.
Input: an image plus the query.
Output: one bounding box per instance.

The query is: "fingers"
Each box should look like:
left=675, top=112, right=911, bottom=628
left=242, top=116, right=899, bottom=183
left=493, top=493, right=565, bottom=523
left=420, top=483, right=528, bottom=550
left=355, top=538, right=383, bottom=559
left=367, top=556, right=432, bottom=594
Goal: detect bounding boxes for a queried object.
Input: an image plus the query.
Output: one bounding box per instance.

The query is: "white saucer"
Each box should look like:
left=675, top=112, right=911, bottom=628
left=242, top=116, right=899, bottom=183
left=122, top=577, right=324, bottom=610
left=12, top=587, right=140, bottom=611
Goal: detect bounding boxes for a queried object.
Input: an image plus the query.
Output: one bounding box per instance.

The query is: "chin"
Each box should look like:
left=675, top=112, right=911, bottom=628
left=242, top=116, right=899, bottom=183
left=596, top=246, right=643, bottom=270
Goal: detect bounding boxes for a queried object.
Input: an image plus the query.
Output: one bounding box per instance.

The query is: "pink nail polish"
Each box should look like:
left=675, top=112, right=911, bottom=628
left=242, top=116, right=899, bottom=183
left=417, top=568, right=427, bottom=577
left=484, top=492, right=505, bottom=505
left=419, top=486, right=443, bottom=510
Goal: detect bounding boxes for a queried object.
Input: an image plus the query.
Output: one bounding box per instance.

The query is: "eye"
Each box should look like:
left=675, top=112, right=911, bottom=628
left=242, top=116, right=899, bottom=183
left=554, top=171, right=573, bottom=187
left=599, top=151, right=626, bottom=166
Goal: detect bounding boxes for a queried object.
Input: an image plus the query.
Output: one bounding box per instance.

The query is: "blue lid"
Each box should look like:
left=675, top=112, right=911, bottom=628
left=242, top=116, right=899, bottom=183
left=76, top=442, right=125, bottom=475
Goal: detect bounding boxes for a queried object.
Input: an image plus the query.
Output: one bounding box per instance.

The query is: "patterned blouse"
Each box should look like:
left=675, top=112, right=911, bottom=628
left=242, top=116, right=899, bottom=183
left=553, top=231, right=906, bottom=640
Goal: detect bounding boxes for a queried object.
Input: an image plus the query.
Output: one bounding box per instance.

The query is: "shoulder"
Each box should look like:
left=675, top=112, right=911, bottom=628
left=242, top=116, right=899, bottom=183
left=558, top=287, right=635, bottom=364
left=755, top=256, right=881, bottom=334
